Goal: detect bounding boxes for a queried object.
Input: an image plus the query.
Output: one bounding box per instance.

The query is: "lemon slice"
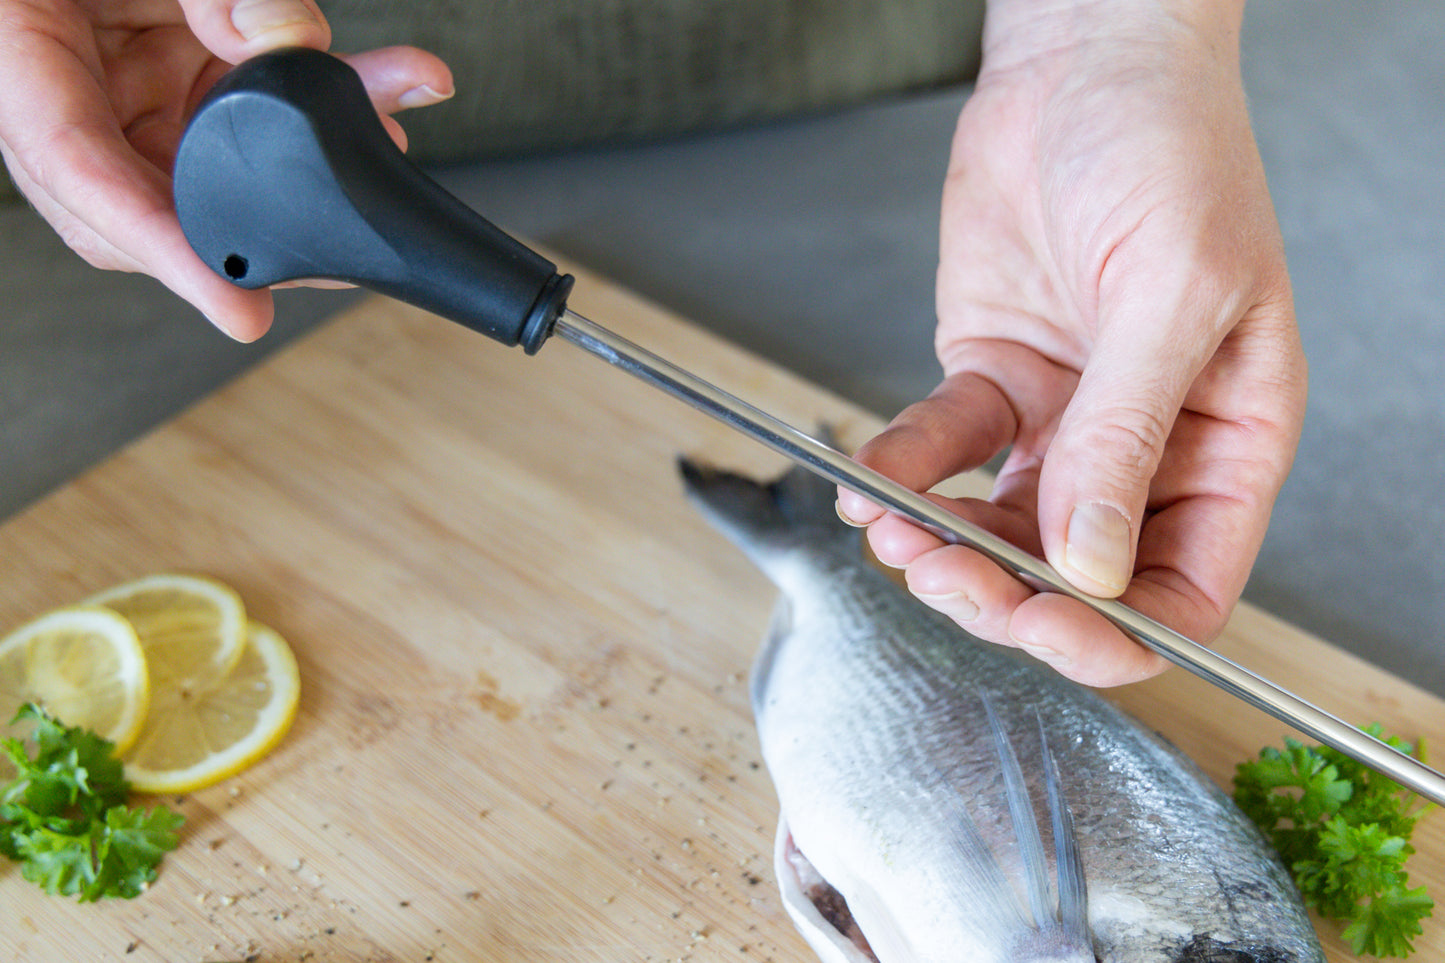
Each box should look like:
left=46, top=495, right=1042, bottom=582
left=0, top=606, right=150, bottom=775
left=86, top=573, right=246, bottom=694
left=122, top=621, right=300, bottom=793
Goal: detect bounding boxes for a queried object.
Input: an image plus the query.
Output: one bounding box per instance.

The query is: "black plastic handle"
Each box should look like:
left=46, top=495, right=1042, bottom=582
left=173, top=47, right=572, bottom=353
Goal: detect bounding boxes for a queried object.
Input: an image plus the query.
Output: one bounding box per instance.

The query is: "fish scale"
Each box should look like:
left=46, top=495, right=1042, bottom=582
left=681, top=457, right=1324, bottom=963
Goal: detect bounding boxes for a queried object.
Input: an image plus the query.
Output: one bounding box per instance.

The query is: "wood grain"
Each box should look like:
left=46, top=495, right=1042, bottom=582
left=1, top=260, right=1439, bottom=962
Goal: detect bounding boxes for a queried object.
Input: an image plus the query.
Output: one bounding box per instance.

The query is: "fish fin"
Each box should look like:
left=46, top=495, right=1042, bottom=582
left=677, top=456, right=788, bottom=537
left=983, top=693, right=1052, bottom=929
left=1037, top=712, right=1089, bottom=944
left=915, top=707, right=1030, bottom=933
left=936, top=767, right=1031, bottom=929
left=677, top=427, right=856, bottom=561
left=769, top=425, right=845, bottom=527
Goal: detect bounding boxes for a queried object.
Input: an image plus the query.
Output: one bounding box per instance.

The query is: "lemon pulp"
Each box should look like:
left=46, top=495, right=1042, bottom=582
left=122, top=621, right=300, bottom=794
left=85, top=573, right=246, bottom=693
left=0, top=606, right=150, bottom=777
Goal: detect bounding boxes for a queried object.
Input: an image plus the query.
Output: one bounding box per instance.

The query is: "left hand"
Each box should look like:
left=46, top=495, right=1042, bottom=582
left=0, top=0, right=452, bottom=341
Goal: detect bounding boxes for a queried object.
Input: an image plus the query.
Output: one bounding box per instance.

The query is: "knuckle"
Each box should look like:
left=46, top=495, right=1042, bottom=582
left=1069, top=405, right=1172, bottom=480
left=0, top=1, right=69, bottom=40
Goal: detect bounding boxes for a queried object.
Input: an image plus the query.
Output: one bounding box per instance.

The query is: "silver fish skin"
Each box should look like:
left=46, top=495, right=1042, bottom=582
left=679, top=456, right=1324, bottom=963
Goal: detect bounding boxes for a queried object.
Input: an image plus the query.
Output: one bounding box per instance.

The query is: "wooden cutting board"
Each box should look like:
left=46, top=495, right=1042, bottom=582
left=1, top=258, right=1440, bottom=962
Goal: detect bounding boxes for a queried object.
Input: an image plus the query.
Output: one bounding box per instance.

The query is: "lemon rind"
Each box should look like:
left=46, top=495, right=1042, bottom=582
left=123, top=621, right=300, bottom=795
left=85, top=572, right=248, bottom=682
left=0, top=604, right=151, bottom=753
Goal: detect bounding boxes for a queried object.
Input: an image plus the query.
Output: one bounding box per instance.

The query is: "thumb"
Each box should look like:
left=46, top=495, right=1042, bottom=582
left=178, top=0, right=331, bottom=64
left=1038, top=323, right=1212, bottom=599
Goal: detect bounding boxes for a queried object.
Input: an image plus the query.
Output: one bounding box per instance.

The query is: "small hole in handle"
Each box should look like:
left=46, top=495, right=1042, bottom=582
left=223, top=254, right=248, bottom=279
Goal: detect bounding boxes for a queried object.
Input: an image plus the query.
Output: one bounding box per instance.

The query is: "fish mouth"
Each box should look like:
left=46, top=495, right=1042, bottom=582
left=775, top=822, right=881, bottom=963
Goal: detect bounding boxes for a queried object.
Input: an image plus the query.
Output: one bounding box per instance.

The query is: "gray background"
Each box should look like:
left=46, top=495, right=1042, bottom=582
left=2, top=3, right=1441, bottom=693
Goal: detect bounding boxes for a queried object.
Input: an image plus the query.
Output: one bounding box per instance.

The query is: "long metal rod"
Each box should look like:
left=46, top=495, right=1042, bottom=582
left=553, top=308, right=1445, bottom=806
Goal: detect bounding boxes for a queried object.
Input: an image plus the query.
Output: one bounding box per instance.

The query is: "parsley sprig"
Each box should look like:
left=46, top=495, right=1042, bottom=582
left=1234, top=726, right=1435, bottom=958
left=1, top=703, right=183, bottom=901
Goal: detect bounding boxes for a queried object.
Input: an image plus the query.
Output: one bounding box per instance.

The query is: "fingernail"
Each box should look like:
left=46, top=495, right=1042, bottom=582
left=204, top=312, right=242, bottom=342
left=231, top=0, right=321, bottom=42
left=1064, top=502, right=1132, bottom=595
left=1017, top=642, right=1073, bottom=668
left=915, top=591, right=979, bottom=624
left=835, top=501, right=865, bottom=528
left=397, top=83, right=455, bottom=109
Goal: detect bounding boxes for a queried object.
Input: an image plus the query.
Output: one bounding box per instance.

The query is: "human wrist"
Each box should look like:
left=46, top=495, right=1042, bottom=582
left=980, top=0, right=1245, bottom=79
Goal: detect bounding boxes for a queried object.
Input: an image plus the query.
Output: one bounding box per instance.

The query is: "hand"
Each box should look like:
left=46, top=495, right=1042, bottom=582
left=837, top=0, right=1307, bottom=686
left=0, top=0, right=453, bottom=341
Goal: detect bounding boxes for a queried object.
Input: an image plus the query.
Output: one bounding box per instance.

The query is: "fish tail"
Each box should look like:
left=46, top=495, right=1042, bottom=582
left=677, top=428, right=856, bottom=564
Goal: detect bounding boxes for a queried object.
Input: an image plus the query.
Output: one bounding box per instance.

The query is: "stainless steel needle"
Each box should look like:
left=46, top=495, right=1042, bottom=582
left=554, top=308, right=1445, bottom=808
left=171, top=48, right=1445, bottom=808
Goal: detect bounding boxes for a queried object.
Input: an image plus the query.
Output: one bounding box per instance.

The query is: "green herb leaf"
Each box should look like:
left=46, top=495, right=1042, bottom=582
left=1343, top=885, right=1435, bottom=958
left=13, top=819, right=104, bottom=897
left=91, top=805, right=186, bottom=901
left=1235, top=727, right=1435, bottom=958
left=1, top=703, right=183, bottom=901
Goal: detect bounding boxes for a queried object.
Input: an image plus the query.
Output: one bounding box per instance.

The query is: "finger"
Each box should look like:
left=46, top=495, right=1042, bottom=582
left=0, top=37, right=274, bottom=338
left=377, top=113, right=408, bottom=153
left=1123, top=408, right=1302, bottom=645
left=1129, top=501, right=1244, bottom=642
left=864, top=489, right=1042, bottom=570
left=177, top=0, right=331, bottom=64
left=864, top=510, right=948, bottom=568
left=837, top=369, right=1017, bottom=525
left=341, top=46, right=455, bottom=114
left=894, top=535, right=1169, bottom=686
left=1007, top=592, right=1169, bottom=687
left=903, top=543, right=1034, bottom=644
left=892, top=533, right=1168, bottom=686
left=1147, top=310, right=1306, bottom=584
left=1035, top=259, right=1239, bottom=599
left=840, top=337, right=1078, bottom=526
left=335, top=47, right=454, bottom=154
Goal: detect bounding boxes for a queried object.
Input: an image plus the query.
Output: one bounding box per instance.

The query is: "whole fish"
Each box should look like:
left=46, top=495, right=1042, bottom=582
left=679, top=453, right=1324, bottom=963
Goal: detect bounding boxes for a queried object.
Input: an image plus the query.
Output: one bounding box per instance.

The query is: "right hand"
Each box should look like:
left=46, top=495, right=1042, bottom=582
left=838, top=0, right=1306, bottom=687
left=0, top=0, right=453, bottom=341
